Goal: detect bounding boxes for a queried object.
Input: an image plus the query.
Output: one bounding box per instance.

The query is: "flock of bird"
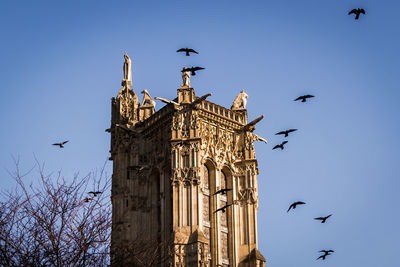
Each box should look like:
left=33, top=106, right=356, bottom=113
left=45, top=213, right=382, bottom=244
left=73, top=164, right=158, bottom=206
left=50, top=8, right=365, bottom=260
left=177, top=44, right=335, bottom=262
left=271, top=72, right=336, bottom=261
left=266, top=7, right=367, bottom=261
left=175, top=8, right=367, bottom=261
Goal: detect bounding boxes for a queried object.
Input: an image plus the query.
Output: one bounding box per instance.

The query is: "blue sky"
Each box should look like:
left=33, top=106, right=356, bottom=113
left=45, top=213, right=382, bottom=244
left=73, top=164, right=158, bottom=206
left=1, top=0, right=399, bottom=266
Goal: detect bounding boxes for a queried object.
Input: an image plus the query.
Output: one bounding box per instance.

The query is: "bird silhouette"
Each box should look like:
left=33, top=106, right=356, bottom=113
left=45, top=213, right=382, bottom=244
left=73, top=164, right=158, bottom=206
left=273, top=141, right=288, bottom=150
left=214, top=204, right=232, bottom=213
left=348, top=8, right=365, bottom=20
left=176, top=47, right=199, bottom=56
left=88, top=191, right=102, bottom=197
left=294, top=95, right=315, bottom=102
left=52, top=141, right=69, bottom=148
left=319, top=250, right=334, bottom=254
left=287, top=201, right=306, bottom=212
left=275, top=129, right=297, bottom=137
left=83, top=197, right=94, bottom=203
left=214, top=188, right=232, bottom=196
left=182, top=66, right=205, bottom=76
left=316, top=254, right=329, bottom=260
left=314, top=214, right=332, bottom=223
left=317, top=250, right=334, bottom=260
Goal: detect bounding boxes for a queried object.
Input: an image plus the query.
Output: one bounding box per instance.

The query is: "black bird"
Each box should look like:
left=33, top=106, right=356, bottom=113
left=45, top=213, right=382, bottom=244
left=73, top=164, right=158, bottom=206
left=52, top=141, right=69, bottom=148
left=214, top=188, right=232, bottom=196
left=294, top=95, right=315, bottom=102
left=214, top=204, right=232, bottom=213
left=317, top=250, right=334, bottom=260
left=272, top=141, right=288, bottom=150
left=182, top=66, right=205, bottom=76
left=88, top=191, right=102, bottom=197
left=348, top=8, right=366, bottom=20
left=177, top=47, right=199, bottom=56
left=287, top=201, right=306, bottom=212
left=319, top=250, right=334, bottom=254
left=83, top=197, right=94, bottom=203
left=314, top=214, right=332, bottom=223
left=275, top=129, right=297, bottom=137
left=316, top=254, right=329, bottom=260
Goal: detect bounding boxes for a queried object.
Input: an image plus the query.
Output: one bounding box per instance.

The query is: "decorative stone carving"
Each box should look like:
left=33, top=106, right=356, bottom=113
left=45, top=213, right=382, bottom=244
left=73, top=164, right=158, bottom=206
left=116, top=87, right=139, bottom=123
left=123, top=52, right=132, bottom=85
left=182, top=67, right=191, bottom=87
left=231, top=89, right=248, bottom=109
left=141, top=89, right=156, bottom=106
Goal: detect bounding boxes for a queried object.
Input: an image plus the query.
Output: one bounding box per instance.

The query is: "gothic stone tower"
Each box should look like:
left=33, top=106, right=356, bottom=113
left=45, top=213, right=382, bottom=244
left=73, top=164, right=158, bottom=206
left=108, top=54, right=266, bottom=266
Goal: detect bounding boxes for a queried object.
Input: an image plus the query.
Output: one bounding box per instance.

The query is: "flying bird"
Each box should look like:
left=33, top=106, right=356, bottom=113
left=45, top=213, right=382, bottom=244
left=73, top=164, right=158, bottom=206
left=214, top=188, right=232, bottom=196
left=294, top=95, right=314, bottom=102
left=83, top=197, right=95, bottom=203
left=348, top=8, right=365, bottom=20
left=287, top=201, right=306, bottom=212
left=214, top=204, right=232, bottom=213
left=52, top=141, right=69, bottom=148
left=319, top=250, right=334, bottom=254
left=314, top=214, right=332, bottom=223
left=317, top=250, right=334, bottom=260
left=182, top=66, right=205, bottom=76
left=176, top=47, right=199, bottom=56
left=88, top=191, right=102, bottom=197
left=275, top=129, right=297, bottom=137
left=316, top=254, right=329, bottom=260
left=272, top=141, right=288, bottom=150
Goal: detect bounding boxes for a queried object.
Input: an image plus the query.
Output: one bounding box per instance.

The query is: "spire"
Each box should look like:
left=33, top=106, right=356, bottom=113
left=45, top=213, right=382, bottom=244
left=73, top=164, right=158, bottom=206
left=111, top=53, right=139, bottom=125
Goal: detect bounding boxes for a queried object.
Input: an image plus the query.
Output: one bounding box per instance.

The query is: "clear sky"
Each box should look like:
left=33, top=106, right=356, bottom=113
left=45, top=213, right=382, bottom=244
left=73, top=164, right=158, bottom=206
left=1, top=0, right=399, bottom=266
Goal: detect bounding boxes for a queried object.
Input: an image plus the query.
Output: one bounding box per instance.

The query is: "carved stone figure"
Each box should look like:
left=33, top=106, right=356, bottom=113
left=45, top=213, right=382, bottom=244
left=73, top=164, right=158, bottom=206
left=182, top=67, right=190, bottom=87
left=231, top=90, right=248, bottom=109
left=141, top=89, right=156, bottom=106
left=123, top=52, right=132, bottom=83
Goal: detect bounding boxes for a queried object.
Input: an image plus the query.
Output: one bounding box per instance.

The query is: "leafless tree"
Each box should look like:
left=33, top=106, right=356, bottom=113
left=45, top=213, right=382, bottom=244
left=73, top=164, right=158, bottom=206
left=0, top=158, right=111, bottom=266
left=0, top=158, right=178, bottom=266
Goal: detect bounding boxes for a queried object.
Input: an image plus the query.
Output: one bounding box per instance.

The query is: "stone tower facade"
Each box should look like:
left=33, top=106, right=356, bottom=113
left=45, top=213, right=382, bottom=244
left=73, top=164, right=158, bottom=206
left=108, top=55, right=266, bottom=266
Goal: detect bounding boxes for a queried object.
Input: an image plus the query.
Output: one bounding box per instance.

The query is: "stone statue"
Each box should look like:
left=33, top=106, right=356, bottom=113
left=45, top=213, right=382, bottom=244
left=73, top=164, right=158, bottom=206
left=123, top=52, right=132, bottom=83
left=141, top=89, right=156, bottom=106
left=231, top=90, right=248, bottom=109
left=182, top=67, right=190, bottom=87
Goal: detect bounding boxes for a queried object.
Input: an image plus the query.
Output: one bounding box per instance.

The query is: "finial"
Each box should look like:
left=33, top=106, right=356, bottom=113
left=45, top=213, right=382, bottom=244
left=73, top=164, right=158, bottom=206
left=122, top=52, right=132, bottom=87
left=181, top=67, right=190, bottom=88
